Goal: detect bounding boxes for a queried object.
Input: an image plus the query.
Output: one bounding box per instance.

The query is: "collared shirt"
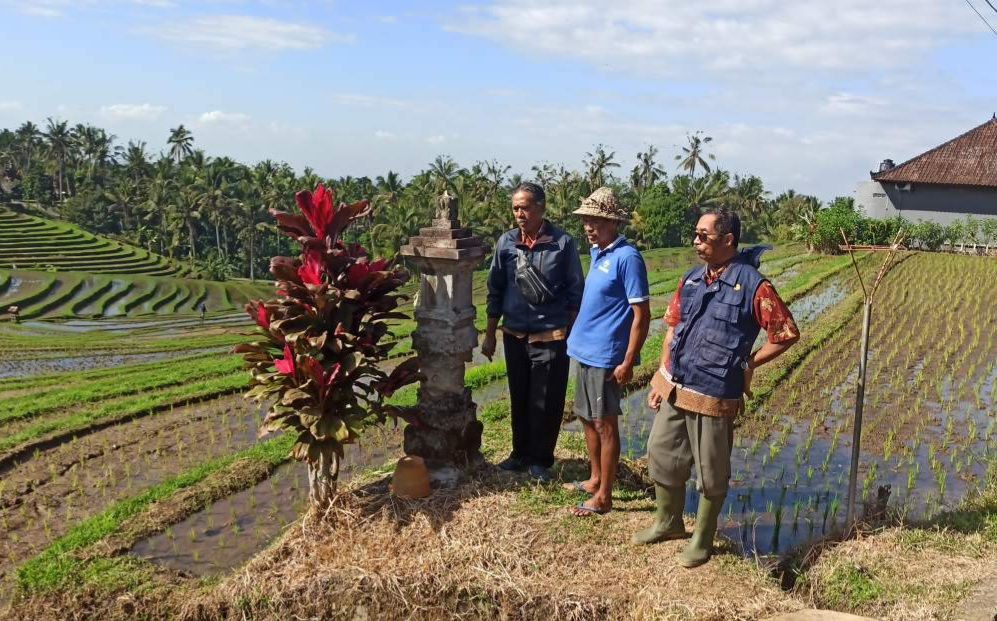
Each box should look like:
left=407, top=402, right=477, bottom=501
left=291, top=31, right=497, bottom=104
left=567, top=237, right=650, bottom=368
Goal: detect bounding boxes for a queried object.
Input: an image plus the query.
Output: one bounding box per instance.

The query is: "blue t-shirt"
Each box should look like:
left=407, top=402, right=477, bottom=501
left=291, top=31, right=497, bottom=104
left=567, top=237, right=650, bottom=368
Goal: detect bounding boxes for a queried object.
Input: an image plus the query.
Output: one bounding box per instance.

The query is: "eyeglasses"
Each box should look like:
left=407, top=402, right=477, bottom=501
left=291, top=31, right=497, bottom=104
left=693, top=231, right=721, bottom=243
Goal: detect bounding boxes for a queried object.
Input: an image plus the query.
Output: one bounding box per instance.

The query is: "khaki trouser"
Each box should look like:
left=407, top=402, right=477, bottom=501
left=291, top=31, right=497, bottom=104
left=646, top=399, right=735, bottom=497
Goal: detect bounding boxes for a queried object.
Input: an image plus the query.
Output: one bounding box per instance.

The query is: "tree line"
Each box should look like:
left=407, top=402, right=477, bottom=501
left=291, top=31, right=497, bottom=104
left=0, top=119, right=908, bottom=280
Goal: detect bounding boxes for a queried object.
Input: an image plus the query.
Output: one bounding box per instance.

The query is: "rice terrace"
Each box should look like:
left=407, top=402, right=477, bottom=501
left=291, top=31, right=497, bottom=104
left=1, top=6, right=997, bottom=618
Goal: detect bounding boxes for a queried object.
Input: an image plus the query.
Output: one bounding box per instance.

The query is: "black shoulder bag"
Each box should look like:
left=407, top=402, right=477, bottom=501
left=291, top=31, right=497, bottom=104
left=514, top=247, right=557, bottom=306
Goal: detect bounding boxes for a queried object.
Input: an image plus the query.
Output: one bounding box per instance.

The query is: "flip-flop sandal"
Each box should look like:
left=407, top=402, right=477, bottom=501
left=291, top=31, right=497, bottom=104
left=572, top=501, right=611, bottom=517
left=562, top=481, right=594, bottom=493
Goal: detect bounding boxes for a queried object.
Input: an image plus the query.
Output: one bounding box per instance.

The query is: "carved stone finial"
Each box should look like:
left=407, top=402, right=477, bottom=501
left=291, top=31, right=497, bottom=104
left=434, top=190, right=459, bottom=229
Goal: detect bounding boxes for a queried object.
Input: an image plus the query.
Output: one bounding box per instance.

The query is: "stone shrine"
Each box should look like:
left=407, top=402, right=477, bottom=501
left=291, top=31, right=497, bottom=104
left=399, top=191, right=485, bottom=470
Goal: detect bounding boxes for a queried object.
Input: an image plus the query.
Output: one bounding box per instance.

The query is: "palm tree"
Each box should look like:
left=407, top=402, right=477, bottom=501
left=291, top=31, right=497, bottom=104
left=375, top=170, right=403, bottom=195
left=583, top=144, right=620, bottom=189
left=44, top=118, right=71, bottom=201
left=105, top=178, right=139, bottom=233
left=427, top=155, right=463, bottom=194
left=531, top=161, right=557, bottom=188
left=370, top=194, right=424, bottom=256
left=237, top=160, right=283, bottom=280
left=167, top=125, right=194, bottom=164
left=675, top=131, right=715, bottom=177
left=299, top=166, right=323, bottom=193
left=731, top=175, right=766, bottom=216
left=15, top=122, right=41, bottom=172
left=142, top=157, right=175, bottom=256
left=72, top=124, right=117, bottom=183
left=631, top=145, right=666, bottom=197
left=169, top=186, right=202, bottom=263
left=196, top=159, right=238, bottom=255
left=123, top=140, right=150, bottom=183
left=730, top=175, right=770, bottom=240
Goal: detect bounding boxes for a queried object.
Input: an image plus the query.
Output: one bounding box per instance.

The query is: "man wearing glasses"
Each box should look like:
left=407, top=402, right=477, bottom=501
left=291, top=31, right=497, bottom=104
left=634, top=208, right=799, bottom=568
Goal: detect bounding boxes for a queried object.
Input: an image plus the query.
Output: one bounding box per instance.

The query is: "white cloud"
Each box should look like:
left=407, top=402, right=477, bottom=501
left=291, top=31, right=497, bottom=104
left=20, top=4, right=63, bottom=17
left=7, top=0, right=174, bottom=18
left=333, top=94, right=406, bottom=109
left=199, top=110, right=251, bottom=124
left=426, top=134, right=447, bottom=145
left=100, top=102, right=167, bottom=121
left=449, top=0, right=981, bottom=77
left=150, top=15, right=351, bottom=52
left=0, top=100, right=23, bottom=113
left=821, top=93, right=888, bottom=115
left=374, top=130, right=396, bottom=140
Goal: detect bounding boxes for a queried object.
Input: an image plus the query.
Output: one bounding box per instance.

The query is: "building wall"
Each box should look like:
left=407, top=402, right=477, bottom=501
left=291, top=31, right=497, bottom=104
left=854, top=181, right=997, bottom=225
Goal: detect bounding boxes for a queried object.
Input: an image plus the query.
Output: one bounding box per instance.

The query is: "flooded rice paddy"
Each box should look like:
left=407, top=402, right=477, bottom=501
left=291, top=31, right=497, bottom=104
left=132, top=427, right=404, bottom=575
left=618, top=374, right=993, bottom=558
left=0, top=346, right=232, bottom=379
left=0, top=396, right=264, bottom=584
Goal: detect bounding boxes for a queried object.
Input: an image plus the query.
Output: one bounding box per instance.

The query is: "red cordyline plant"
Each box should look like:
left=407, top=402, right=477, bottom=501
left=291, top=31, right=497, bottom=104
left=235, top=184, right=423, bottom=509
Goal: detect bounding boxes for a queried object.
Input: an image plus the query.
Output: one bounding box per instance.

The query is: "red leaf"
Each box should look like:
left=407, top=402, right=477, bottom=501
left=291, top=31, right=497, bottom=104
left=270, top=209, right=312, bottom=240
left=297, top=250, right=325, bottom=285
left=270, top=256, right=302, bottom=284
left=246, top=301, right=270, bottom=329
left=327, top=199, right=371, bottom=242
left=346, top=261, right=371, bottom=289
left=295, top=184, right=337, bottom=239
left=377, top=357, right=424, bottom=397
left=275, top=344, right=296, bottom=376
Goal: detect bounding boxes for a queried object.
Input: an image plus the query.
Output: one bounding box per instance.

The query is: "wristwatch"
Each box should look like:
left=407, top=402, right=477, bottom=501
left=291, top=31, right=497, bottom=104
left=740, top=357, right=755, bottom=370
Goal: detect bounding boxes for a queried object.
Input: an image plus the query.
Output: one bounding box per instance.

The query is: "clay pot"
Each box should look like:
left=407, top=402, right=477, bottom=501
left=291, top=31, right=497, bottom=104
left=391, top=455, right=431, bottom=499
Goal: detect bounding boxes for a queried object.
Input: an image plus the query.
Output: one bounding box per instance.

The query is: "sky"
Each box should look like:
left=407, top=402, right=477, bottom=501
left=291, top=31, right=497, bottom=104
left=1, top=0, right=995, bottom=200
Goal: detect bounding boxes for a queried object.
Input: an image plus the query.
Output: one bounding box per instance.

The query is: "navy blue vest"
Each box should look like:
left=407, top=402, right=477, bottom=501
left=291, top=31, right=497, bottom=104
left=670, top=258, right=765, bottom=399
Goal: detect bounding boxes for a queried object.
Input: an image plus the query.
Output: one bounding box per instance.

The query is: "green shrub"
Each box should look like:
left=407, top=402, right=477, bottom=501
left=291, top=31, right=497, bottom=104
left=910, top=221, right=945, bottom=251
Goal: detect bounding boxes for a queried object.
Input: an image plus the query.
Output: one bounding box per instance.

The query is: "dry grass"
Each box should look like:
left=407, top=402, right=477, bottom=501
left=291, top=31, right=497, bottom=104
left=178, top=468, right=800, bottom=621
left=801, top=524, right=996, bottom=620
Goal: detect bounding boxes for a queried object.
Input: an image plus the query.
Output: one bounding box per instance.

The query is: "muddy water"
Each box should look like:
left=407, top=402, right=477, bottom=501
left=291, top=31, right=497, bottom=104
left=132, top=427, right=404, bottom=576
left=0, top=396, right=265, bottom=584
left=21, top=313, right=248, bottom=334
left=788, top=282, right=846, bottom=326
left=2, top=277, right=21, bottom=297
left=617, top=385, right=994, bottom=558
left=0, top=346, right=231, bottom=379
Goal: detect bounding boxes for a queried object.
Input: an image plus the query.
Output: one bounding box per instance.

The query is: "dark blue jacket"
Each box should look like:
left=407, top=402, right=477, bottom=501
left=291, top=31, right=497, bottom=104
left=669, top=257, right=765, bottom=399
left=486, top=221, right=585, bottom=333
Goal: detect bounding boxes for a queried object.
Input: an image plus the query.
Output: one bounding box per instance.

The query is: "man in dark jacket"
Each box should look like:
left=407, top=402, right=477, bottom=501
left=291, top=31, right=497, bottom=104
left=482, top=182, right=585, bottom=481
left=635, top=208, right=799, bottom=568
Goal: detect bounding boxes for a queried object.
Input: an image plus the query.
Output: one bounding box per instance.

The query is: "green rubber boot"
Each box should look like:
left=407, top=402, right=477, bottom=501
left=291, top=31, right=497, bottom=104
left=679, top=494, right=725, bottom=568
left=632, top=484, right=687, bottom=545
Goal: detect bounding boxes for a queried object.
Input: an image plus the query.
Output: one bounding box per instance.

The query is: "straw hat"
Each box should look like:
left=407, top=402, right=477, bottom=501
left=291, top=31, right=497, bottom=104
left=573, top=187, right=629, bottom=222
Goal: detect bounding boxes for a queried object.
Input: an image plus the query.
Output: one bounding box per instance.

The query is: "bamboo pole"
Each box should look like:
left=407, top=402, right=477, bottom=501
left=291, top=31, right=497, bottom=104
left=841, top=228, right=905, bottom=528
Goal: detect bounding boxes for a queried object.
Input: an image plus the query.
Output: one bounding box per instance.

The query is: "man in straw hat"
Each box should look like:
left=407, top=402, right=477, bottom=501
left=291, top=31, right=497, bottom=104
left=565, top=186, right=650, bottom=516
left=634, top=207, right=799, bottom=567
